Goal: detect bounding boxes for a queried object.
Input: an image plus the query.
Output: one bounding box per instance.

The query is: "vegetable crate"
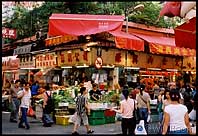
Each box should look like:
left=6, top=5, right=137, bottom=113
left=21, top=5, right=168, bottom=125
left=105, top=116, right=115, bottom=124
left=55, top=115, right=70, bottom=125
left=104, top=109, right=116, bottom=117
left=89, top=109, right=105, bottom=118
left=88, top=117, right=105, bottom=126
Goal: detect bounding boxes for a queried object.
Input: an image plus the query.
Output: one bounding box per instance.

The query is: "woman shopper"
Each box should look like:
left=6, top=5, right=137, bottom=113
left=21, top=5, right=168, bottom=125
left=18, top=82, right=31, bottom=129
left=162, top=88, right=192, bottom=135
left=72, top=87, right=94, bottom=135
left=112, top=89, right=136, bottom=135
left=136, top=84, right=151, bottom=132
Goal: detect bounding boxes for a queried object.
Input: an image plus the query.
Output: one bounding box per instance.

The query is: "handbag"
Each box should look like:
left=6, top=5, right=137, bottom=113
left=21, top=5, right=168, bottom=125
left=27, top=106, right=35, bottom=117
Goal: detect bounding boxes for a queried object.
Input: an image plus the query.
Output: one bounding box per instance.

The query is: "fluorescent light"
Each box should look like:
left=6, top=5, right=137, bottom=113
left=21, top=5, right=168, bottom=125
left=67, top=50, right=72, bottom=53
left=31, top=49, right=49, bottom=54
left=125, top=67, right=140, bottom=70
left=141, top=75, right=164, bottom=77
left=147, top=68, right=161, bottom=71
left=166, top=69, right=178, bottom=72
left=61, top=66, right=72, bottom=69
left=102, top=65, right=115, bottom=68
left=76, top=64, right=89, bottom=68
left=20, top=67, right=35, bottom=70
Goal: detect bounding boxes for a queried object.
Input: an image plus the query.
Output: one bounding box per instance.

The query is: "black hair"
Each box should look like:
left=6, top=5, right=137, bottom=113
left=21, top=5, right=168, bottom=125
left=15, top=79, right=21, bottom=84
left=80, top=87, right=86, bottom=94
left=164, top=88, right=170, bottom=100
left=45, top=85, right=50, bottom=91
left=122, top=89, right=129, bottom=100
left=23, top=82, right=30, bottom=87
left=92, top=83, right=97, bottom=88
left=169, top=88, right=180, bottom=102
left=138, top=84, right=145, bottom=96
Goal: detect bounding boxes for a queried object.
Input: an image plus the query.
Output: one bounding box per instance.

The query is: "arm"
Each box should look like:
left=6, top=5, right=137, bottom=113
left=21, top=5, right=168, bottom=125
left=162, top=112, right=170, bottom=135
left=85, top=98, right=90, bottom=114
left=184, top=112, right=192, bottom=134
left=147, top=94, right=151, bottom=114
left=113, top=102, right=123, bottom=114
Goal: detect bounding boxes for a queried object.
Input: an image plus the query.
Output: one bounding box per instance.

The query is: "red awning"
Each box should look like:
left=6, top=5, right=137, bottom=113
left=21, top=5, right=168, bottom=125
left=48, top=14, right=124, bottom=36
left=109, top=31, right=144, bottom=51
left=174, top=17, right=196, bottom=49
left=132, top=32, right=196, bottom=56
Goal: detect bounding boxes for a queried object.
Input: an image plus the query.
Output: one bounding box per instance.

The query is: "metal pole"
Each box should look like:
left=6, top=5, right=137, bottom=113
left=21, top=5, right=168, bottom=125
left=126, top=16, right=128, bottom=33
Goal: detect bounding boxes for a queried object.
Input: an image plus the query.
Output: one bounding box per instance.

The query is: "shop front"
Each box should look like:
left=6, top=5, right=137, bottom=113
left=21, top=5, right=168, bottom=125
left=34, top=52, right=61, bottom=85
left=2, top=56, right=19, bottom=86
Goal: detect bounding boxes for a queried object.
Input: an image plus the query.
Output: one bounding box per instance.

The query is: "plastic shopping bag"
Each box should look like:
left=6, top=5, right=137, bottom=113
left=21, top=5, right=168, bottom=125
left=27, top=106, right=35, bottom=117
left=135, top=120, right=147, bottom=135
left=69, top=112, right=77, bottom=123
left=147, top=114, right=151, bottom=123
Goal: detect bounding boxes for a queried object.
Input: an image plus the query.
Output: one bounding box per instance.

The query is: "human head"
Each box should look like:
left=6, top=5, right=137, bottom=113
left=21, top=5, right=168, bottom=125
left=80, top=87, right=87, bottom=95
left=23, top=82, right=30, bottom=91
left=122, top=89, right=129, bottom=100
left=169, top=88, right=180, bottom=102
left=164, top=88, right=170, bottom=100
left=15, top=80, right=21, bottom=87
left=45, top=84, right=50, bottom=91
left=92, top=83, right=98, bottom=90
left=137, top=84, right=145, bottom=95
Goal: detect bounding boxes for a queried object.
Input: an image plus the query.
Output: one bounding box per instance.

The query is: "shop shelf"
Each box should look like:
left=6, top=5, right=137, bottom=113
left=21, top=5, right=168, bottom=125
left=105, top=116, right=115, bottom=124
left=55, top=115, right=70, bottom=125
left=88, top=117, right=105, bottom=125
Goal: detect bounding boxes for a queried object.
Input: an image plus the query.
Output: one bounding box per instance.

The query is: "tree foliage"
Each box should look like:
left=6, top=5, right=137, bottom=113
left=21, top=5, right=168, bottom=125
left=3, top=1, right=182, bottom=43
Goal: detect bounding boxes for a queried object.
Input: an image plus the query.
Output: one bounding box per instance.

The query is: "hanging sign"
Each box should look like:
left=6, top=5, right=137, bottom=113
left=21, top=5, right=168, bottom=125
left=2, top=28, right=17, bottom=39
left=95, top=57, right=103, bottom=69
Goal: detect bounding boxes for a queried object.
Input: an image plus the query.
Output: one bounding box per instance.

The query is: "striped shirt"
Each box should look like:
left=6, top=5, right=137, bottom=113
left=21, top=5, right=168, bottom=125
left=76, top=95, right=87, bottom=116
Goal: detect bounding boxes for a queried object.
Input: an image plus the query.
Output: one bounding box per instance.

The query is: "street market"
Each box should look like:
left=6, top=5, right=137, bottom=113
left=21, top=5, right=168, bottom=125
left=2, top=1, right=197, bottom=135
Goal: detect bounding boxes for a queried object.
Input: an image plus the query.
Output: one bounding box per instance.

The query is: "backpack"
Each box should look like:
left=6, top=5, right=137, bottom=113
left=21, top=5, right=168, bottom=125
left=45, top=91, right=54, bottom=113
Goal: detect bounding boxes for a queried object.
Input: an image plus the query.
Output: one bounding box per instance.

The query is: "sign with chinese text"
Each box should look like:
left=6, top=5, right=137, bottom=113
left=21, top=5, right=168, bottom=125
left=19, top=56, right=35, bottom=69
left=58, top=49, right=91, bottom=66
left=35, top=53, right=57, bottom=69
left=127, top=52, right=182, bottom=70
left=2, top=56, right=19, bottom=70
left=45, top=35, right=78, bottom=46
left=2, top=28, right=17, bottom=39
left=150, top=44, right=196, bottom=57
left=182, top=57, right=196, bottom=71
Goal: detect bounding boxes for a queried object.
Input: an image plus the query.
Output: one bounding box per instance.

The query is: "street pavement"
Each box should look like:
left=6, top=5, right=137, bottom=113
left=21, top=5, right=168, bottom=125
left=2, top=111, right=162, bottom=135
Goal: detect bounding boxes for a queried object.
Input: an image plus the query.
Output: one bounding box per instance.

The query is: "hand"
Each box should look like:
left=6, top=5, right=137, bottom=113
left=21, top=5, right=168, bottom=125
left=148, top=110, right=151, bottom=114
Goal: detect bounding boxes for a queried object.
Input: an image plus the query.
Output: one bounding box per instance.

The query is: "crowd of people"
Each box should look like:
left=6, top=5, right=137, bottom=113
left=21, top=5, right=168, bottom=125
left=2, top=78, right=197, bottom=135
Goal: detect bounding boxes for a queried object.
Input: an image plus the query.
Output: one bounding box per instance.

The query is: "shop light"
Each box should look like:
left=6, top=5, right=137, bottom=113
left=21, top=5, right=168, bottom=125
left=20, top=67, right=38, bottom=70
left=102, top=65, right=115, bottom=68
left=86, top=42, right=98, bottom=46
left=166, top=69, right=178, bottom=72
left=147, top=68, right=161, bottom=71
left=67, top=50, right=72, bottom=53
left=61, top=66, right=72, bottom=69
left=141, top=75, right=164, bottom=77
left=76, top=64, right=89, bottom=68
left=125, top=67, right=140, bottom=70
left=31, top=49, right=49, bottom=54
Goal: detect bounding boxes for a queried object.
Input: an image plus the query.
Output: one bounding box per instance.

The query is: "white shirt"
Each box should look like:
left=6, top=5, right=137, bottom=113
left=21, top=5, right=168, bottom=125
left=164, top=104, right=188, bottom=131
left=20, top=89, right=31, bottom=108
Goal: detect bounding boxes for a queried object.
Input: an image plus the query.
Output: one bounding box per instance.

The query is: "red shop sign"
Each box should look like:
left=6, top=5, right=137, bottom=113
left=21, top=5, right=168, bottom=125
left=2, top=28, right=17, bottom=39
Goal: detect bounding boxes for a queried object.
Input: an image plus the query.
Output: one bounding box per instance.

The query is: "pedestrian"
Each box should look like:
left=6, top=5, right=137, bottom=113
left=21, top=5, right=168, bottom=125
left=72, top=87, right=94, bottom=135
left=18, top=82, right=31, bottom=129
left=89, top=83, right=102, bottom=101
left=112, top=88, right=136, bottom=135
left=42, top=84, right=54, bottom=127
left=9, top=80, right=22, bottom=123
left=136, top=84, right=151, bottom=132
left=162, top=88, right=192, bottom=135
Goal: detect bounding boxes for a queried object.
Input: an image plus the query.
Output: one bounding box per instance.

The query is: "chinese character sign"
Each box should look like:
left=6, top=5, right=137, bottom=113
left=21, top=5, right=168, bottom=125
left=2, top=28, right=17, bottom=39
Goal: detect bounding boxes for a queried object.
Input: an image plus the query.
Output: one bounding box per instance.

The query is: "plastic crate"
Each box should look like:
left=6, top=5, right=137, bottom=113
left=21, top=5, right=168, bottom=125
left=89, top=109, right=105, bottom=118
left=104, top=109, right=116, bottom=117
left=55, top=115, right=70, bottom=125
left=105, top=116, right=115, bottom=124
left=89, top=117, right=105, bottom=125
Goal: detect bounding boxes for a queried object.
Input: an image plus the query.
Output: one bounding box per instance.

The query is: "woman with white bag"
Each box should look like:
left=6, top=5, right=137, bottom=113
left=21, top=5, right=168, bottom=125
left=111, top=88, right=136, bottom=135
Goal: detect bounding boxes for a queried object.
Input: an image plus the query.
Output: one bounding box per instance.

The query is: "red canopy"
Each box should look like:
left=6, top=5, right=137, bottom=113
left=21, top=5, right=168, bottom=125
left=174, top=17, right=196, bottom=49
left=48, top=13, right=144, bottom=51
left=48, top=14, right=124, bottom=36
left=109, top=31, right=144, bottom=51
